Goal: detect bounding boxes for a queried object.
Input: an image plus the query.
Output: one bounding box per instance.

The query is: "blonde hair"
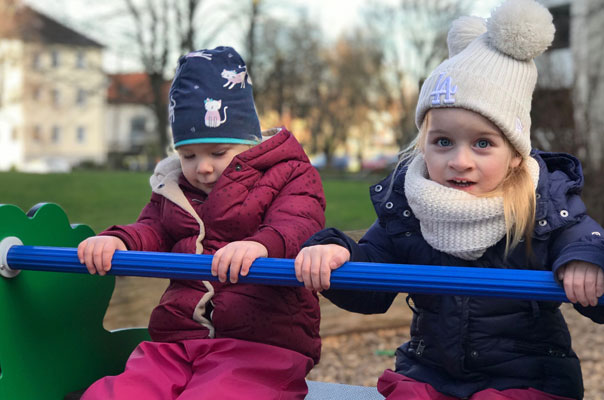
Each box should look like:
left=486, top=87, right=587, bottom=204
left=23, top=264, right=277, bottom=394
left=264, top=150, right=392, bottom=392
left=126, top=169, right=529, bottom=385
left=395, top=111, right=536, bottom=257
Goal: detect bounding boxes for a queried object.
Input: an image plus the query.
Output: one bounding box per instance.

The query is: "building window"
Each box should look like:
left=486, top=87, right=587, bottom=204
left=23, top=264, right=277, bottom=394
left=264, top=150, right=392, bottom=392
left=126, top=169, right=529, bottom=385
left=76, top=89, right=87, bottom=106
left=51, top=50, right=60, bottom=68
left=76, top=50, right=86, bottom=69
left=76, top=126, right=86, bottom=143
left=51, top=126, right=61, bottom=143
left=52, top=89, right=61, bottom=107
left=76, top=50, right=86, bottom=68
left=550, top=5, right=570, bottom=50
left=130, top=116, right=148, bottom=146
left=32, top=86, right=42, bottom=101
left=32, top=125, right=42, bottom=142
left=32, top=53, right=42, bottom=70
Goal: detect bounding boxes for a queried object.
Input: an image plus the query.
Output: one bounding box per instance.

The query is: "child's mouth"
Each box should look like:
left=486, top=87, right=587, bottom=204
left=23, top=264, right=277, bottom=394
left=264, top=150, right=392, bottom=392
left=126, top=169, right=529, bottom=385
left=448, top=179, right=475, bottom=188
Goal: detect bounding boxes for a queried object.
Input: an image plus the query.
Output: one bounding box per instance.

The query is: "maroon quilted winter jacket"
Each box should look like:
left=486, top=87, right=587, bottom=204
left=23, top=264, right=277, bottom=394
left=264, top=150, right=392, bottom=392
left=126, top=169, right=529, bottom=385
left=101, top=129, right=325, bottom=363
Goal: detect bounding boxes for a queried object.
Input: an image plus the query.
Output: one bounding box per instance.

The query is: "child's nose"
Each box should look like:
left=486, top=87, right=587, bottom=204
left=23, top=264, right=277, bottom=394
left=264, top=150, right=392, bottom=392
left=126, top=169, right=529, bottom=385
left=449, top=147, right=474, bottom=170
left=196, top=160, right=213, bottom=174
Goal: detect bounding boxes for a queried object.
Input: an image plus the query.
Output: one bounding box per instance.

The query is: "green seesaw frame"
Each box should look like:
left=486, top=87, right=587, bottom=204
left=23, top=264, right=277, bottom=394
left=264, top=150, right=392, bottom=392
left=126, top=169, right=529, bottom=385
left=0, top=203, right=150, bottom=399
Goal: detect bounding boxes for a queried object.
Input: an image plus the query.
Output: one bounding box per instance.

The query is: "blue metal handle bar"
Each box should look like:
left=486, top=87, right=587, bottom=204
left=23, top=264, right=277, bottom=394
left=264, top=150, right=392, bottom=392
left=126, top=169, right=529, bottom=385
left=5, top=245, right=599, bottom=304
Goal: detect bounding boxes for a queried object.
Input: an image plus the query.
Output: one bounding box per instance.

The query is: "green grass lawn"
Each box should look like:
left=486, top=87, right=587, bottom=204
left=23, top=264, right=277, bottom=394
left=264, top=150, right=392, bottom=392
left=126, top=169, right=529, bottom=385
left=0, top=171, right=379, bottom=234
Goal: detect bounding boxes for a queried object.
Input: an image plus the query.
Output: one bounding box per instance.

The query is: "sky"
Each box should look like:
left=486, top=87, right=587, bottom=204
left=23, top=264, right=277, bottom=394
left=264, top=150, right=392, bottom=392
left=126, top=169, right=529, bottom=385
left=24, top=0, right=501, bottom=73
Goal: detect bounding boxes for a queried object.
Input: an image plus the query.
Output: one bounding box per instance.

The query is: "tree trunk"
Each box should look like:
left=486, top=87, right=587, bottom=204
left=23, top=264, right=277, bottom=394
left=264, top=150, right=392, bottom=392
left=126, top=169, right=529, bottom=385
left=148, top=72, right=169, bottom=157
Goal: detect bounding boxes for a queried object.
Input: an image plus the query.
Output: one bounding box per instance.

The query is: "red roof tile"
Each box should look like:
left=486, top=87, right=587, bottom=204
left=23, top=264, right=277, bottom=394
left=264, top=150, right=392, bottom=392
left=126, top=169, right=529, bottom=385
left=107, top=73, right=171, bottom=105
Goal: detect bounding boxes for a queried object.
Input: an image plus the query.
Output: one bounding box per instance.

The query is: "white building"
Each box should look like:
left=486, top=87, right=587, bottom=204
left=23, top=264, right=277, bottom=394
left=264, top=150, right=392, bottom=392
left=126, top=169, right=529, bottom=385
left=105, top=73, right=171, bottom=170
left=0, top=1, right=106, bottom=172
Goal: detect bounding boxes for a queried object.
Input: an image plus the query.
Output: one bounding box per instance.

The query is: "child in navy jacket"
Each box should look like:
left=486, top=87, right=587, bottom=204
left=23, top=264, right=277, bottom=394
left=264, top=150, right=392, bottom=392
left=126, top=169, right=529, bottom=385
left=295, top=1, right=604, bottom=399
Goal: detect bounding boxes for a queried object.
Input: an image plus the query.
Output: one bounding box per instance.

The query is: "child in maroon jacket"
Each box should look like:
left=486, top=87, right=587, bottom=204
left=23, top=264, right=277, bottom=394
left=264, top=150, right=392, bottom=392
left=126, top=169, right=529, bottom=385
left=78, top=46, right=326, bottom=400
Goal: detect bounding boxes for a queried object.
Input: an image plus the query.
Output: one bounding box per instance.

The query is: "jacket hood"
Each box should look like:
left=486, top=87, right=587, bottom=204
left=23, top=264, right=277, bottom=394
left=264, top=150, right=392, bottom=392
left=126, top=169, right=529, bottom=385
left=533, top=150, right=585, bottom=236
left=150, top=155, right=182, bottom=192
left=151, top=128, right=307, bottom=192
left=149, top=154, right=206, bottom=254
left=234, top=128, right=311, bottom=172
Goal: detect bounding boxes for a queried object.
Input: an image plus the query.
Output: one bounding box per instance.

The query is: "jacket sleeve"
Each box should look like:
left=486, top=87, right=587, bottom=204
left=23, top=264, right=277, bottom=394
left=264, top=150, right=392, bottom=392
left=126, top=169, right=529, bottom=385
left=244, top=161, right=326, bottom=258
left=303, top=221, right=400, bottom=314
left=550, top=213, right=604, bottom=323
left=99, top=193, right=175, bottom=252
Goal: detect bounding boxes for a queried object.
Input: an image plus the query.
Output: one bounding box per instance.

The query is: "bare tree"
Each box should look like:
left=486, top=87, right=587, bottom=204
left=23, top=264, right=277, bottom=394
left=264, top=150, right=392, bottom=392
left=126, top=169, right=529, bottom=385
left=249, top=13, right=385, bottom=167
left=363, top=0, right=473, bottom=148
left=251, top=13, right=325, bottom=123
left=571, top=1, right=604, bottom=171
left=122, top=0, right=227, bottom=157
left=570, top=1, right=604, bottom=222
left=244, top=0, right=262, bottom=77
left=308, top=32, right=385, bottom=168
left=123, top=0, right=171, bottom=157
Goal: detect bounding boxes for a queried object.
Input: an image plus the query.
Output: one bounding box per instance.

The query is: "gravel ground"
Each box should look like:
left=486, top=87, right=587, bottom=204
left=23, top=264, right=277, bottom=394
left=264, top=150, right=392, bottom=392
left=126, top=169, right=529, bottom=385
left=105, top=278, right=604, bottom=399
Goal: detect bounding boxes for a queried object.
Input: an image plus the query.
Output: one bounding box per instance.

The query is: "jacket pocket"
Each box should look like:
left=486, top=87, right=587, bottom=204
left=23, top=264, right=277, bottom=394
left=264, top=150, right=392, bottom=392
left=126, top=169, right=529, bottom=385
left=514, top=341, right=569, bottom=358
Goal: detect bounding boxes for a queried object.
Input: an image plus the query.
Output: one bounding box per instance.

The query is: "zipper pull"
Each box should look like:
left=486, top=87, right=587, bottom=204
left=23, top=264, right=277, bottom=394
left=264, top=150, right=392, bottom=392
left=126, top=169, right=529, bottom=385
left=416, top=339, right=425, bottom=356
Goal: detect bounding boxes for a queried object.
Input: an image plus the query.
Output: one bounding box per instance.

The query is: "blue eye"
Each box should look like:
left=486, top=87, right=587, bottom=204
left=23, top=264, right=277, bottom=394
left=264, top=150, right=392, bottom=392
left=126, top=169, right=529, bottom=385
left=436, top=138, right=452, bottom=147
left=476, top=139, right=490, bottom=149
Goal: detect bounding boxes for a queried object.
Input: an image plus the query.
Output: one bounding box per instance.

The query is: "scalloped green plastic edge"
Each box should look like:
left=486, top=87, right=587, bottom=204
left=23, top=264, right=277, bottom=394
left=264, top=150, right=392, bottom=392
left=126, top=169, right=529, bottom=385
left=0, top=203, right=149, bottom=399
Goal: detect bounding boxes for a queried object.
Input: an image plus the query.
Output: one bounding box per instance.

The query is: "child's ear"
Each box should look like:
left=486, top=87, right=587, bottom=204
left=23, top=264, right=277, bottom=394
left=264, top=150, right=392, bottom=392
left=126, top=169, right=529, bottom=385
left=510, top=154, right=522, bottom=169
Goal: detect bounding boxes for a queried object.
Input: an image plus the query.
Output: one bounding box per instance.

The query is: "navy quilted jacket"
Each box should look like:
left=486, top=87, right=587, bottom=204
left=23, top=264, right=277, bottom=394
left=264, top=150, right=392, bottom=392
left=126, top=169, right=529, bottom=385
left=306, top=151, right=604, bottom=399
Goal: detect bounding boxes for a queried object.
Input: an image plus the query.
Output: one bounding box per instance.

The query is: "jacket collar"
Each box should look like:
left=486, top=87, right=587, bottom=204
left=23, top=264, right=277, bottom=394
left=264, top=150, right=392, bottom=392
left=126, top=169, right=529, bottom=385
left=232, top=127, right=310, bottom=172
left=533, top=150, right=585, bottom=236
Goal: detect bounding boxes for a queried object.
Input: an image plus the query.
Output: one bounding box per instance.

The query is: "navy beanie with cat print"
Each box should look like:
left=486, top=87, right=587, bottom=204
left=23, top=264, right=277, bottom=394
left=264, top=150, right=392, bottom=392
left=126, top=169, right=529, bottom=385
left=169, top=46, right=262, bottom=148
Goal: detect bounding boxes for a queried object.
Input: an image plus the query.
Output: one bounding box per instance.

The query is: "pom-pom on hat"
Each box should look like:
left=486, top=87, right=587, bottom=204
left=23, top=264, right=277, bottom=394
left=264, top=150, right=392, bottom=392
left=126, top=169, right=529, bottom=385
left=169, top=46, right=262, bottom=148
left=415, top=0, right=555, bottom=158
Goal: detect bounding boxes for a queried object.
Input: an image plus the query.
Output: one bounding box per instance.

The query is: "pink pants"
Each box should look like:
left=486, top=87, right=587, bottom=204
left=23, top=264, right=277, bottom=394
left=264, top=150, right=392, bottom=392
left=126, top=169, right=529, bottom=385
left=377, top=369, right=575, bottom=400
left=81, top=338, right=314, bottom=400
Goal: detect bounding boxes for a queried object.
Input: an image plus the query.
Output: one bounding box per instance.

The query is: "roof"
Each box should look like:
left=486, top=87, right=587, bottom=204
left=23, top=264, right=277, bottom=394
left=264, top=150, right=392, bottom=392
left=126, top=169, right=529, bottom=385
left=0, top=4, right=103, bottom=48
left=107, top=73, right=171, bottom=105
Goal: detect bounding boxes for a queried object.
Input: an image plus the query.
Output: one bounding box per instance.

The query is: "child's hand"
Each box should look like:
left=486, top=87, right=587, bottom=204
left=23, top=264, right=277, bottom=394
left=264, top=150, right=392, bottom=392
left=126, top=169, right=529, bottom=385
left=77, top=236, right=127, bottom=276
left=294, top=244, right=350, bottom=291
left=211, top=241, right=268, bottom=284
left=557, top=261, right=604, bottom=307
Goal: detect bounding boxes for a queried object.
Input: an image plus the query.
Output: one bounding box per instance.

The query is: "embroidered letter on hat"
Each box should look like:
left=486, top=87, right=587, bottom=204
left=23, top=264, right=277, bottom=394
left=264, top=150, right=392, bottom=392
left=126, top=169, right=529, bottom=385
left=515, top=117, right=523, bottom=134
left=430, top=72, right=457, bottom=105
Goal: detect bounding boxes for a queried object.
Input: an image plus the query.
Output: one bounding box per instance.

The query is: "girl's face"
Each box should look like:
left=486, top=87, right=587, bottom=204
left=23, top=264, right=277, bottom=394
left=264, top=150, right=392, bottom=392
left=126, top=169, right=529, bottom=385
left=421, top=108, right=521, bottom=195
left=177, top=142, right=251, bottom=194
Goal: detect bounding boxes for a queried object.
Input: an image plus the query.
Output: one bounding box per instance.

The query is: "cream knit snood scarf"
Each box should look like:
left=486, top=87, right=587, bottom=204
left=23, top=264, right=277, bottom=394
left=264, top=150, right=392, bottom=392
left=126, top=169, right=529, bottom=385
left=404, top=154, right=539, bottom=261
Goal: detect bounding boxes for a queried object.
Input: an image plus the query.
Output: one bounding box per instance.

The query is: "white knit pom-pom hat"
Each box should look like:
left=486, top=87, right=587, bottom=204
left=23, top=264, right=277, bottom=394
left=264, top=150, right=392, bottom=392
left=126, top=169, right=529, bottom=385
left=415, top=0, right=555, bottom=158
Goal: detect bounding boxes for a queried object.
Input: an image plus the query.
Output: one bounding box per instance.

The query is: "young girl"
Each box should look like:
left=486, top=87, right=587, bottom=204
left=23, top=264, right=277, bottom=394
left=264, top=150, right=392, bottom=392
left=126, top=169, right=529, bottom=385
left=78, top=46, right=326, bottom=399
left=295, top=1, right=604, bottom=399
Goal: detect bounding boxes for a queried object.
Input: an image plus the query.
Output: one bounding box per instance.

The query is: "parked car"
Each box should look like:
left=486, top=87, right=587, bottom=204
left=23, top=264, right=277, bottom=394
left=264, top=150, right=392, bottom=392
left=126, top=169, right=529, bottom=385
left=19, top=157, right=72, bottom=173
left=310, top=154, right=351, bottom=171
left=361, top=154, right=399, bottom=172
